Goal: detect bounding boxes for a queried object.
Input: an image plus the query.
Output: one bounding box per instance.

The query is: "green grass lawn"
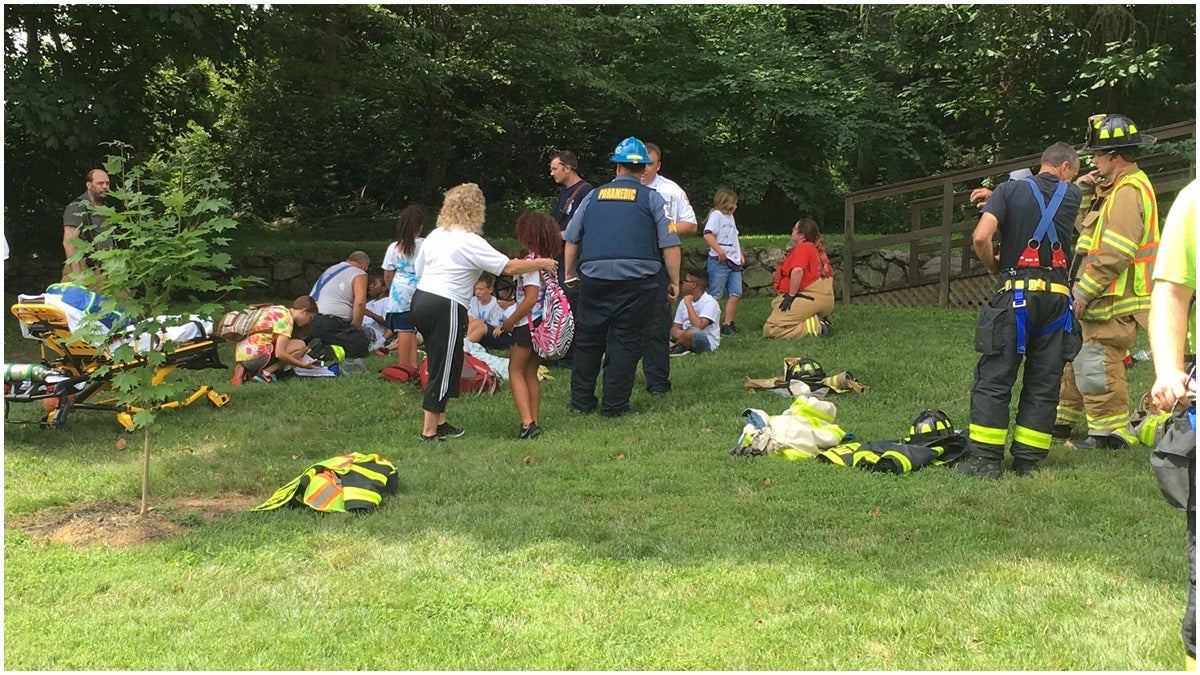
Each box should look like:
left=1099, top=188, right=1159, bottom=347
left=2, top=296, right=1184, bottom=670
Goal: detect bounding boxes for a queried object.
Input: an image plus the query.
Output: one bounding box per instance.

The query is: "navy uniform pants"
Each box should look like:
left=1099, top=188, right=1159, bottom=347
left=571, top=274, right=660, bottom=416
left=640, top=274, right=672, bottom=393
left=965, top=290, right=1078, bottom=463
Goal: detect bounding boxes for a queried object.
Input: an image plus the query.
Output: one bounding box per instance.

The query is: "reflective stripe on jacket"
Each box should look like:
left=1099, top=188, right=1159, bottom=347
left=1076, top=168, right=1159, bottom=321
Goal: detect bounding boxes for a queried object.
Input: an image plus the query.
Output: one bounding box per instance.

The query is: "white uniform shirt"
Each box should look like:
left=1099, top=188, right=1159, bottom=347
left=646, top=174, right=696, bottom=227
left=414, top=228, right=510, bottom=308
left=673, top=291, right=722, bottom=349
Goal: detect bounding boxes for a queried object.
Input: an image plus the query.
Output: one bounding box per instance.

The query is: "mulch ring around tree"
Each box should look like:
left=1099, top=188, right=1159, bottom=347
left=6, top=493, right=259, bottom=548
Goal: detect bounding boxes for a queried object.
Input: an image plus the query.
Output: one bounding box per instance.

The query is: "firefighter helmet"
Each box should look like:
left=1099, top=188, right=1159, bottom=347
left=784, top=357, right=825, bottom=383
left=610, top=137, right=651, bottom=164
left=1083, top=113, right=1156, bottom=152
left=904, top=409, right=955, bottom=445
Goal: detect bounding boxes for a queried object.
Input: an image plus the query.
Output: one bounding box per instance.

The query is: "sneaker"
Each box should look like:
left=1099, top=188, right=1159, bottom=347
left=1010, top=458, right=1040, bottom=477
left=720, top=323, right=736, bottom=336
left=419, top=433, right=443, bottom=443
left=232, top=363, right=247, bottom=387
left=519, top=422, right=543, bottom=439
left=818, top=318, right=834, bottom=337
left=957, top=455, right=1003, bottom=480
left=669, top=344, right=691, bottom=357
left=728, top=322, right=740, bottom=334
left=252, top=371, right=276, bottom=384
left=436, top=422, right=465, bottom=439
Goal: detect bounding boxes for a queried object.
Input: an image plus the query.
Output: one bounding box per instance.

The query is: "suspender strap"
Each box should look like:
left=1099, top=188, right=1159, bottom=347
left=312, top=262, right=353, bottom=299
left=1022, top=177, right=1068, bottom=247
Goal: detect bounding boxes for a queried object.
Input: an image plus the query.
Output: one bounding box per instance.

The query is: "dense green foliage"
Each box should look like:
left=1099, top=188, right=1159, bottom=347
left=5, top=4, right=1196, bottom=254
left=3, top=299, right=1182, bottom=669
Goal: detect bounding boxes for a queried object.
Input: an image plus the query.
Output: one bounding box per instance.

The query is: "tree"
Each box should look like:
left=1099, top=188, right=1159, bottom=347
left=70, top=139, right=256, bottom=516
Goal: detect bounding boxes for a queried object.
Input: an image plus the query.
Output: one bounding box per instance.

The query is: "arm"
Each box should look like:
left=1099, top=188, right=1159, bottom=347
left=500, top=284, right=539, bottom=334
left=683, top=296, right=711, bottom=330
left=273, top=333, right=316, bottom=369
left=63, top=226, right=83, bottom=274
left=787, top=267, right=806, bottom=296
left=662, top=245, right=681, bottom=302
left=972, top=212, right=1001, bottom=275
left=363, top=304, right=386, bottom=325
left=350, top=275, right=368, bottom=328
left=1149, top=280, right=1196, bottom=410
left=563, top=242, right=580, bottom=285
left=501, top=257, right=557, bottom=276
left=383, top=269, right=395, bottom=287
left=702, top=232, right=725, bottom=262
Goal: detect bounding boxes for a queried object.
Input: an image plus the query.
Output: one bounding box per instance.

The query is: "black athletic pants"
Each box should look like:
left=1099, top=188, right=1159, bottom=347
left=411, top=289, right=466, bottom=415
left=571, top=274, right=660, bottom=416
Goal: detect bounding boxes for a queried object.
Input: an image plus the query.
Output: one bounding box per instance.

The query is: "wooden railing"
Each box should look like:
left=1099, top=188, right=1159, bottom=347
left=841, top=120, right=1195, bottom=308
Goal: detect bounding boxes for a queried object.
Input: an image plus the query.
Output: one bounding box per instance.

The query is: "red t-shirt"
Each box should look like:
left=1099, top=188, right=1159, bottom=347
left=774, top=242, right=821, bottom=294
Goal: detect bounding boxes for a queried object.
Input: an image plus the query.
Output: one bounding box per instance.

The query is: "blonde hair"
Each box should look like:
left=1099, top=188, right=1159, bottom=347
left=436, top=183, right=486, bottom=234
left=711, top=188, right=738, bottom=215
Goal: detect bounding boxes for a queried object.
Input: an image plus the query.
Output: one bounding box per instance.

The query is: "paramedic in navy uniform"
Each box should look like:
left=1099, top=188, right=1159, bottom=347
left=563, top=136, right=681, bottom=417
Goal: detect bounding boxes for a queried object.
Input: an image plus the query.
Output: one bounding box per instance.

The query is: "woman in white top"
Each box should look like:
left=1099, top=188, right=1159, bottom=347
left=499, top=211, right=562, bottom=440
left=411, top=183, right=557, bottom=442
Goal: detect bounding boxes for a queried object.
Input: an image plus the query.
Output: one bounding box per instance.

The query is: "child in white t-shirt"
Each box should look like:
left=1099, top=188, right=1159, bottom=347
left=702, top=188, right=744, bottom=336
left=466, top=273, right=514, bottom=350
left=670, top=267, right=722, bottom=355
left=363, top=276, right=393, bottom=352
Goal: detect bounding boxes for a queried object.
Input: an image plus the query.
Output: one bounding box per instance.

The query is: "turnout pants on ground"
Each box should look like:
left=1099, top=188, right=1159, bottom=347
left=966, top=290, right=1076, bottom=463
left=571, top=275, right=660, bottom=415
left=411, top=289, right=466, bottom=415
left=1056, top=311, right=1144, bottom=433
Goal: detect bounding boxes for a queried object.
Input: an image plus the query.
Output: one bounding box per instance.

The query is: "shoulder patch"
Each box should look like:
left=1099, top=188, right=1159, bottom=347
left=597, top=187, right=637, bottom=202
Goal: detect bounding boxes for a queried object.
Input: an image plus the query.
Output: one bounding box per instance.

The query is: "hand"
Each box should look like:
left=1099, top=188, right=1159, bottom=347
left=541, top=258, right=558, bottom=274
left=779, top=294, right=795, bottom=312
left=717, top=253, right=727, bottom=264
left=492, top=325, right=502, bottom=338
left=970, top=187, right=992, bottom=208
left=666, top=282, right=678, bottom=302
left=1074, top=298, right=1087, bottom=319
left=1077, top=169, right=1100, bottom=187
left=1151, top=371, right=1196, bottom=412
left=683, top=295, right=694, bottom=306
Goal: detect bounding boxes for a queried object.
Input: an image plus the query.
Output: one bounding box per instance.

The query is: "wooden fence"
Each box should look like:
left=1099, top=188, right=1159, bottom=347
left=841, top=120, right=1196, bottom=309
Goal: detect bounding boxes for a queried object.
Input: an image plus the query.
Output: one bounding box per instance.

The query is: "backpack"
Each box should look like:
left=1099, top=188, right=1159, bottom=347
left=381, top=363, right=419, bottom=384
left=531, top=270, right=574, bottom=360
left=216, top=304, right=273, bottom=341
left=418, top=351, right=502, bottom=395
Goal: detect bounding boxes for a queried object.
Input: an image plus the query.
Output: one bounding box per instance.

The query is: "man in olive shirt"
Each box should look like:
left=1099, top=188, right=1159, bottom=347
left=62, top=168, right=112, bottom=277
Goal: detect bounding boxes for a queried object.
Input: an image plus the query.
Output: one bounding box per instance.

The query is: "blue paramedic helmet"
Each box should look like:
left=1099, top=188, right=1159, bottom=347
left=610, top=137, right=650, bottom=164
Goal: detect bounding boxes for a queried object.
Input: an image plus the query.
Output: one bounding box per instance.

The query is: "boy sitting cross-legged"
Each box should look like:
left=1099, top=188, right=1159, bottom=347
left=669, top=267, right=722, bottom=356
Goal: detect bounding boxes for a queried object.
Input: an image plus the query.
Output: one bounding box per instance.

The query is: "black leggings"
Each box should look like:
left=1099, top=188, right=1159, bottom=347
left=411, top=289, right=467, bottom=414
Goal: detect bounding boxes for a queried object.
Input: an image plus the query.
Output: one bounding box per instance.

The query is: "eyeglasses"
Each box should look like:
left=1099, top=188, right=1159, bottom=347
left=683, top=279, right=698, bottom=285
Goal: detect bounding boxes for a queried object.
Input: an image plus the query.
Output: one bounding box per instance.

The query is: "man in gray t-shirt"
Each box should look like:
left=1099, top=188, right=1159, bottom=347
left=63, top=168, right=112, bottom=276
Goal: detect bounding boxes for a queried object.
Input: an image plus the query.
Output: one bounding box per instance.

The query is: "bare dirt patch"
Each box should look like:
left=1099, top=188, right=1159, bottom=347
left=6, top=493, right=259, bottom=548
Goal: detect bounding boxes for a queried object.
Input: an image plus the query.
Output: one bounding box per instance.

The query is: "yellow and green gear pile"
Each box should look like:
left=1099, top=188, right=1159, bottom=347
left=252, top=452, right=398, bottom=513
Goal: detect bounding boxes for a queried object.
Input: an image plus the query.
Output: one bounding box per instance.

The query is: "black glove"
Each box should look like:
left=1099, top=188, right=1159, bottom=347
left=779, top=294, right=795, bottom=312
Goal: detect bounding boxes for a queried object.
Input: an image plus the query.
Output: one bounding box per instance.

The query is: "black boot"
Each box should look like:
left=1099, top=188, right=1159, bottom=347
left=1010, top=457, right=1040, bottom=477
left=957, top=454, right=1003, bottom=480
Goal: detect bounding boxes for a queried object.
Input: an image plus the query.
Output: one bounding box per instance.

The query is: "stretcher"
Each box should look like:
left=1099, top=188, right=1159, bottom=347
left=5, top=297, right=231, bottom=430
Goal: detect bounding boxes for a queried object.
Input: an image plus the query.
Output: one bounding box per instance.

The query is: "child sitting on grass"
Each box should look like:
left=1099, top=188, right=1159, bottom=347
left=466, top=273, right=514, bottom=351
left=669, top=267, right=721, bottom=356
left=499, top=211, right=562, bottom=439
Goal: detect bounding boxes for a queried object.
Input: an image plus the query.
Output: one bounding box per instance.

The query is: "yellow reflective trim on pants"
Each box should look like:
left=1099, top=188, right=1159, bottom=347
left=1013, top=425, right=1052, bottom=450
left=969, top=423, right=1008, bottom=446
left=1087, top=411, right=1131, bottom=432
left=1056, top=407, right=1084, bottom=424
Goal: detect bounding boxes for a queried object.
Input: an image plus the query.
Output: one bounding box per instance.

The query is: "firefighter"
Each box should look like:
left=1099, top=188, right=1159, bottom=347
left=958, top=142, right=1083, bottom=479
left=1054, top=113, right=1160, bottom=449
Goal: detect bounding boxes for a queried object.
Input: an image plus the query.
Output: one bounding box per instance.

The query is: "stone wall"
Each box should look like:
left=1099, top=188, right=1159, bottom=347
left=5, top=245, right=924, bottom=302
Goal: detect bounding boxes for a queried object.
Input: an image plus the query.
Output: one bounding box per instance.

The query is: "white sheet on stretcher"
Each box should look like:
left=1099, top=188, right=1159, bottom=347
left=17, top=292, right=213, bottom=353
